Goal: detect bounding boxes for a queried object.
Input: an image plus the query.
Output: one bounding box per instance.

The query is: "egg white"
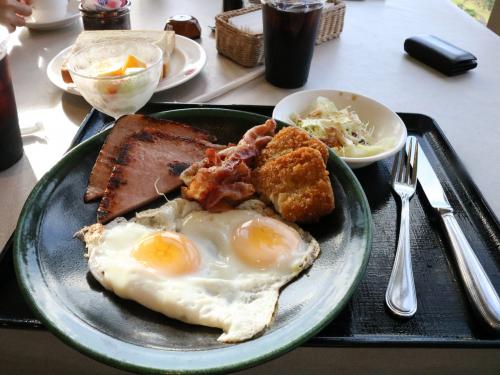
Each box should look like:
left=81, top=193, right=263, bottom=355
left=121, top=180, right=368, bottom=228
left=78, top=198, right=320, bottom=342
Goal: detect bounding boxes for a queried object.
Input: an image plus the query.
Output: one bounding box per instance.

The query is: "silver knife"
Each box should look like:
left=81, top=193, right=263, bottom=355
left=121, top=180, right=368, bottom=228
left=410, top=136, right=500, bottom=331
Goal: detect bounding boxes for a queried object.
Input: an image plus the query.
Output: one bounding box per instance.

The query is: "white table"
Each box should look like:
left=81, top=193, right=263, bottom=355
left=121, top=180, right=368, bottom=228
left=1, top=0, right=500, bottom=373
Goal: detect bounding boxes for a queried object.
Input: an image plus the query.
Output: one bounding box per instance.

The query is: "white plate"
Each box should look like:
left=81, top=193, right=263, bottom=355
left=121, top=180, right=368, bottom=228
left=25, top=0, right=80, bottom=31
left=46, top=35, right=207, bottom=95
left=273, top=89, right=407, bottom=169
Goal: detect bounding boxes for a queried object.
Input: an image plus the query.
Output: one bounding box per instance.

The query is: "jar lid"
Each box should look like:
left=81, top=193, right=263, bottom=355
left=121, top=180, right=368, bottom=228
left=80, top=0, right=130, bottom=11
left=79, top=4, right=130, bottom=18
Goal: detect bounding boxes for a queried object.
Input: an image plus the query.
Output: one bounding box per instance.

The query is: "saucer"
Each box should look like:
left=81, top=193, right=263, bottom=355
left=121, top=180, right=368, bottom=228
left=26, top=0, right=80, bottom=31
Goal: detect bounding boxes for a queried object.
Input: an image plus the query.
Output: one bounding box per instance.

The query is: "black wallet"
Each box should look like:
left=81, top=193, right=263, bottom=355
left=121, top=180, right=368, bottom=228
left=404, top=35, right=477, bottom=76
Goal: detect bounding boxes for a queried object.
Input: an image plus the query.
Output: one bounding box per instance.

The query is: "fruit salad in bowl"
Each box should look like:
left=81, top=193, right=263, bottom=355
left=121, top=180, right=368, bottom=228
left=67, top=41, right=163, bottom=119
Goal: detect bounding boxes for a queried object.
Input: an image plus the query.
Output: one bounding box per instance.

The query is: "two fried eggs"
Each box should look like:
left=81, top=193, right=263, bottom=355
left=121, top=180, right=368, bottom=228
left=79, top=198, right=319, bottom=342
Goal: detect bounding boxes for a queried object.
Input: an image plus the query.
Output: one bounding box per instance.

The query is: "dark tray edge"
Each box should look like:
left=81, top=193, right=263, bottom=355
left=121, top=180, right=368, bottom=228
left=306, top=335, right=500, bottom=348
left=2, top=323, right=499, bottom=348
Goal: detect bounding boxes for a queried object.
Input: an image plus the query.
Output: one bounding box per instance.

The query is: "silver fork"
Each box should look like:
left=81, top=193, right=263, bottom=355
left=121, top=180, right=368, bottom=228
left=386, top=137, right=419, bottom=318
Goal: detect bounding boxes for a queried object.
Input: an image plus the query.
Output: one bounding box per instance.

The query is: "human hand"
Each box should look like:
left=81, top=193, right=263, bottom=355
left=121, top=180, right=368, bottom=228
left=0, top=0, right=33, bottom=33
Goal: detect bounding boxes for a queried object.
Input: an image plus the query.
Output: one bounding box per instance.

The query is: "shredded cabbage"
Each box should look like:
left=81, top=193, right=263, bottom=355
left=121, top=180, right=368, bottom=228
left=290, top=97, right=395, bottom=158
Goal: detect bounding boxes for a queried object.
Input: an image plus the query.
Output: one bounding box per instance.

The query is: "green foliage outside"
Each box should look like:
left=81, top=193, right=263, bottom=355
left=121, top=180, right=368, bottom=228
left=452, top=0, right=495, bottom=24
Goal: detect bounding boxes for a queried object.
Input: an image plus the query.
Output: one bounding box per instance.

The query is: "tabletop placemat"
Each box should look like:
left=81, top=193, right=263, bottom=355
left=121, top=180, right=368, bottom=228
left=1, top=103, right=499, bottom=347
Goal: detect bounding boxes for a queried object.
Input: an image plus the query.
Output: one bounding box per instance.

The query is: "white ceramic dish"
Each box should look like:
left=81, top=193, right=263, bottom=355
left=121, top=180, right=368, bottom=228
left=25, top=0, right=80, bottom=31
left=272, top=89, right=407, bottom=169
left=47, top=35, right=207, bottom=95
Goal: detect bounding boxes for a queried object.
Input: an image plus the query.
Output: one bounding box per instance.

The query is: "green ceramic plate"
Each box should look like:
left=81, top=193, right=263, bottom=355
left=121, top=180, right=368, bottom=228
left=14, top=109, right=372, bottom=374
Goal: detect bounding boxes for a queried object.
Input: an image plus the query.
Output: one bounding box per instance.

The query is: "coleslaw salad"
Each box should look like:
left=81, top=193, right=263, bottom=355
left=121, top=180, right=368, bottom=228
left=291, top=97, right=395, bottom=158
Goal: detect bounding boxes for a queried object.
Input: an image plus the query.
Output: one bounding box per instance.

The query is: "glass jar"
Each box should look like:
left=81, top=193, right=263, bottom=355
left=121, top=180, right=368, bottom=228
left=0, top=26, right=23, bottom=171
left=80, top=1, right=131, bottom=30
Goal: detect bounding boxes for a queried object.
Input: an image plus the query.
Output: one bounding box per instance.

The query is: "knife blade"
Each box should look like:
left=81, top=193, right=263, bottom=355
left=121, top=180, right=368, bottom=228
left=410, top=136, right=500, bottom=331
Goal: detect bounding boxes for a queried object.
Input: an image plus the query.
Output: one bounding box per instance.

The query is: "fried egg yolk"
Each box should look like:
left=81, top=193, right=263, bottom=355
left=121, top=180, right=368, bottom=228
left=231, top=217, right=300, bottom=269
left=132, top=232, right=200, bottom=276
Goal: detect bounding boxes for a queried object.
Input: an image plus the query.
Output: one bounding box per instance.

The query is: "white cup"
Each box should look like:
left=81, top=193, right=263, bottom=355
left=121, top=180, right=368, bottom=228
left=31, top=0, right=68, bottom=23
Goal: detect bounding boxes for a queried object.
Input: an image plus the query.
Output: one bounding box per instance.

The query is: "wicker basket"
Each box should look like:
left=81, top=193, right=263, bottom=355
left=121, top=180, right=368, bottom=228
left=317, top=0, right=346, bottom=44
left=215, top=1, right=346, bottom=68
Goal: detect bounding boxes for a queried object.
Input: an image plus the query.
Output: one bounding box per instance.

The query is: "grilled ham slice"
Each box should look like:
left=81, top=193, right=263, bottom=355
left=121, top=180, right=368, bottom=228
left=85, top=114, right=214, bottom=202
left=96, top=129, right=221, bottom=223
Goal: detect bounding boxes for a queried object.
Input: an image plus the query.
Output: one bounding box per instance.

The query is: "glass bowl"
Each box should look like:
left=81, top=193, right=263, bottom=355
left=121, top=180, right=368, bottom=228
left=67, top=41, right=163, bottom=119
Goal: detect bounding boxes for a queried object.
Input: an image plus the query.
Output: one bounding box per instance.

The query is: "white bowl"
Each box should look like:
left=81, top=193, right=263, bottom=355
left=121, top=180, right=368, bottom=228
left=272, top=89, right=407, bottom=169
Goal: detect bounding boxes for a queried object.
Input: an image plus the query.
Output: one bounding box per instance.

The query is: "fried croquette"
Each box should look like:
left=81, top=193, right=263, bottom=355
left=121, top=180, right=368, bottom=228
left=253, top=147, right=335, bottom=223
left=256, top=127, right=329, bottom=167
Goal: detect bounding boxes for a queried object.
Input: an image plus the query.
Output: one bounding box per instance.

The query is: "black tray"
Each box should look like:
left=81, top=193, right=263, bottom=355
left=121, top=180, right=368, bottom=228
left=1, top=103, right=499, bottom=347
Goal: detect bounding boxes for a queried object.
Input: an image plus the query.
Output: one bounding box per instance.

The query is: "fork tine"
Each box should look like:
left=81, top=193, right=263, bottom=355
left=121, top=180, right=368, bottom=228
left=411, top=139, right=419, bottom=186
left=406, top=138, right=414, bottom=184
left=391, top=150, right=401, bottom=185
left=398, top=144, right=406, bottom=183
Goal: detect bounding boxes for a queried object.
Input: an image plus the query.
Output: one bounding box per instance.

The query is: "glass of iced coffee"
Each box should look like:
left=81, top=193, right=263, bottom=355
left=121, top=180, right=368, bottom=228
left=261, top=0, right=325, bottom=88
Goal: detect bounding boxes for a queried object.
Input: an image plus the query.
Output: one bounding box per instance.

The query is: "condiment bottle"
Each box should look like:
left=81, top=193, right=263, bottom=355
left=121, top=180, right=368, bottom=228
left=164, top=15, right=201, bottom=39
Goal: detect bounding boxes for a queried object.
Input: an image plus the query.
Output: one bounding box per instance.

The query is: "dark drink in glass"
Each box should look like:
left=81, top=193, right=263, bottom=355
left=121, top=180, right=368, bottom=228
left=223, top=0, right=244, bottom=12
left=0, top=28, right=23, bottom=171
left=262, top=0, right=324, bottom=88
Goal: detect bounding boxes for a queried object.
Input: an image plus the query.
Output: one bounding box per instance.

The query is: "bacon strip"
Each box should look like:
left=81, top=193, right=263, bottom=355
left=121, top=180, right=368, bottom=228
left=180, top=119, right=276, bottom=211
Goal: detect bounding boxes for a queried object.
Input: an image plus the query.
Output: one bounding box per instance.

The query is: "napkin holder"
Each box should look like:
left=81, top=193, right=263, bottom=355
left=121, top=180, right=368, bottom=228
left=216, top=1, right=346, bottom=68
